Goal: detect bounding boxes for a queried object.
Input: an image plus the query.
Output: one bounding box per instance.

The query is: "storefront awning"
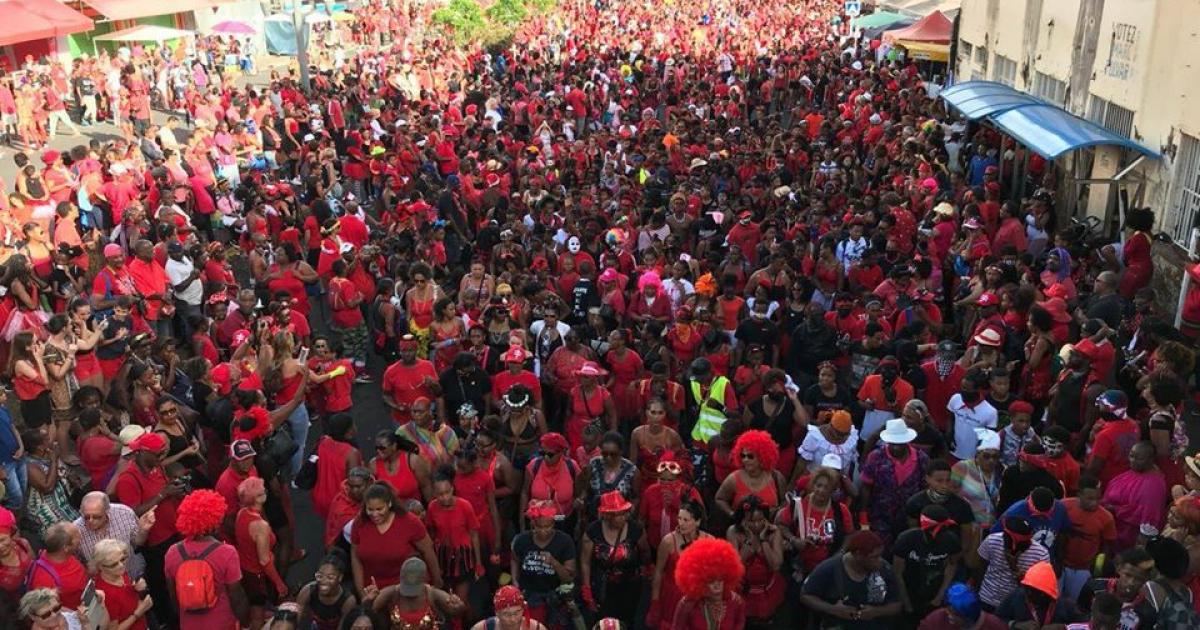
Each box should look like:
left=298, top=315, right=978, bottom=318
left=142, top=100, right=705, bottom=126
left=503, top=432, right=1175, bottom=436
left=896, top=39, right=949, bottom=62
left=94, top=24, right=194, bottom=42
left=851, top=11, right=909, bottom=31
left=80, top=0, right=229, bottom=21
left=0, top=0, right=93, bottom=46
left=941, top=81, right=1159, bottom=160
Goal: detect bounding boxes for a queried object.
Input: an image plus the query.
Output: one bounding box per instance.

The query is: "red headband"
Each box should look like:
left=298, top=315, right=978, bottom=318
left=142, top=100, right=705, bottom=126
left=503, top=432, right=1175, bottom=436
left=398, top=336, right=419, bottom=350
left=919, top=514, right=956, bottom=539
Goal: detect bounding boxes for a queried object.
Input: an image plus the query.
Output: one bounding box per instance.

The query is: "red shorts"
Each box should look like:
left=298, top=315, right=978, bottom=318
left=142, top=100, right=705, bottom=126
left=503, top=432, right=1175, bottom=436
left=99, top=356, right=125, bottom=381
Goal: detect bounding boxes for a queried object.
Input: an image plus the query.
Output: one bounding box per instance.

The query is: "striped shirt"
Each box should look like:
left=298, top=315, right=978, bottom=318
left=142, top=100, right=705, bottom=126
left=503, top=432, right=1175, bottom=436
left=977, top=532, right=1049, bottom=607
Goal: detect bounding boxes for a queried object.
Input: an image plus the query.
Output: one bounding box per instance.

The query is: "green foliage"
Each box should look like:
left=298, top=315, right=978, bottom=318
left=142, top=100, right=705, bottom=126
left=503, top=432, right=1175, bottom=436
left=432, top=0, right=486, bottom=37
left=486, top=0, right=527, bottom=26
left=432, top=0, right=557, bottom=43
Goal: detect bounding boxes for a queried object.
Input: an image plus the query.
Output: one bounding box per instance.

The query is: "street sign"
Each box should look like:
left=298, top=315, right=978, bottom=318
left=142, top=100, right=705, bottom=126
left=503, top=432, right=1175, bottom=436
left=845, top=1, right=861, bottom=17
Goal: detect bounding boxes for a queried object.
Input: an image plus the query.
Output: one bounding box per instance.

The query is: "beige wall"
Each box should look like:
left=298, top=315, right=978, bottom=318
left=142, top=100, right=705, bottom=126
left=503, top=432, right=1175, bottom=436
left=953, top=0, right=1200, bottom=235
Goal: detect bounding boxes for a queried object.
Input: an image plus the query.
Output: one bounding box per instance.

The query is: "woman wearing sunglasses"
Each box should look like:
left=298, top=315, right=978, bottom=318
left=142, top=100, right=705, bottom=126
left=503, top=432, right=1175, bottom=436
left=19, top=587, right=109, bottom=630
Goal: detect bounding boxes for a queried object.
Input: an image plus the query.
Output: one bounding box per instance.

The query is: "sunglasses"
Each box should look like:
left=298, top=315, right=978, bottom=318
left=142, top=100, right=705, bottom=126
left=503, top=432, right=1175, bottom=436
left=35, top=605, right=62, bottom=620
left=740, top=452, right=757, bottom=460
left=657, top=461, right=682, bottom=475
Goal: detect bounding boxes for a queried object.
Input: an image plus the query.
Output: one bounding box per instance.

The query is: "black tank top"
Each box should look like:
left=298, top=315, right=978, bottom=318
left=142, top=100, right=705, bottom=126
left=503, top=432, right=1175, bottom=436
left=307, top=584, right=351, bottom=630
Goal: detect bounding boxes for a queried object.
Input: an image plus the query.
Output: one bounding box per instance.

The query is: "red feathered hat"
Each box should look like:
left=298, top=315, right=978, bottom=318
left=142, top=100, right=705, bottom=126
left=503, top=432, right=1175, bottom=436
left=674, top=538, right=745, bottom=599
left=732, top=429, right=779, bottom=472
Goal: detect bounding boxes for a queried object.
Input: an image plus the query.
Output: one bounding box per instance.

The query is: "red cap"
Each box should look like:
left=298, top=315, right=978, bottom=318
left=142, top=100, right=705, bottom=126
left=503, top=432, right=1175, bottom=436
left=977, top=292, right=999, bottom=307
left=130, top=432, right=167, bottom=453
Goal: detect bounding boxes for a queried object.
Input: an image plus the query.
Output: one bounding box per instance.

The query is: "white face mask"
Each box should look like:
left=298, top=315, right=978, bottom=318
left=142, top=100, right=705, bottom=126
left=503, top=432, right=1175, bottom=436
left=567, top=236, right=581, bottom=254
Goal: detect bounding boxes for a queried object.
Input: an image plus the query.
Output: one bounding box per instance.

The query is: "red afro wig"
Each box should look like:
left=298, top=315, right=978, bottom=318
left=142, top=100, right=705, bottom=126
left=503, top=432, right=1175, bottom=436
left=232, top=406, right=272, bottom=443
left=175, top=490, right=228, bottom=537
left=732, top=429, right=779, bottom=472
left=674, top=537, right=745, bottom=599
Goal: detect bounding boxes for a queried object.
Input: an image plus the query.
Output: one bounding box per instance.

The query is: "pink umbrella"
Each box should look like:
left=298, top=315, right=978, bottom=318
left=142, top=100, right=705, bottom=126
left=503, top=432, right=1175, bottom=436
left=212, top=20, right=257, bottom=35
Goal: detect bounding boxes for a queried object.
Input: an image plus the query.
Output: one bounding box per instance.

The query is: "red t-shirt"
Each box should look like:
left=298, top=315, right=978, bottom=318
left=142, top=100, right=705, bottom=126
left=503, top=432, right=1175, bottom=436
left=115, top=465, right=178, bottom=545
left=164, top=539, right=241, bottom=630
left=491, top=369, right=542, bottom=402
left=338, top=215, right=369, bottom=249
left=78, top=435, right=119, bottom=490
left=214, top=467, right=257, bottom=520
left=1090, top=418, right=1140, bottom=486
left=96, top=574, right=147, bottom=630
left=28, top=554, right=87, bottom=608
left=1060, top=498, right=1117, bottom=570
left=309, top=357, right=354, bottom=412
left=329, top=277, right=364, bottom=328
left=425, top=497, right=479, bottom=548
left=381, top=359, right=439, bottom=423
left=350, top=512, right=428, bottom=587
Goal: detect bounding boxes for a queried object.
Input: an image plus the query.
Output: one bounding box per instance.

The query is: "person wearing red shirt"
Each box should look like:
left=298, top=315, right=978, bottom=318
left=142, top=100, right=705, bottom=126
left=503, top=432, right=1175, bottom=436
left=491, top=345, right=542, bottom=407
left=164, top=490, right=248, bottom=630
left=27, top=522, right=88, bottom=608
left=99, top=165, right=140, bottom=226
left=350, top=483, right=441, bottom=590
left=1060, top=478, right=1117, bottom=603
left=115, top=432, right=186, bottom=619
left=726, top=212, right=761, bottom=265
left=215, top=440, right=259, bottom=529
left=308, top=336, right=356, bottom=413
left=1087, top=391, right=1140, bottom=487
left=425, top=475, right=483, bottom=605
left=338, top=213, right=370, bottom=249
left=126, top=240, right=171, bottom=339
left=381, top=335, right=441, bottom=424
left=920, top=342, right=967, bottom=432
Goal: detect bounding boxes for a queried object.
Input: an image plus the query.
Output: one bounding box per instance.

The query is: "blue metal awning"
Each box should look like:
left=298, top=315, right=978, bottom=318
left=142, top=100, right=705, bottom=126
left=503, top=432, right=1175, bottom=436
left=940, top=81, right=1159, bottom=160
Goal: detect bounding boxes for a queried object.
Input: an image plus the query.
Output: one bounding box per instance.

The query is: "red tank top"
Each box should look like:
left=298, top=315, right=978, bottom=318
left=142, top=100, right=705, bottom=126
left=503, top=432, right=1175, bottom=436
left=732, top=471, right=778, bottom=509
left=235, top=507, right=275, bottom=574
left=13, top=371, right=46, bottom=401
left=376, top=455, right=420, bottom=503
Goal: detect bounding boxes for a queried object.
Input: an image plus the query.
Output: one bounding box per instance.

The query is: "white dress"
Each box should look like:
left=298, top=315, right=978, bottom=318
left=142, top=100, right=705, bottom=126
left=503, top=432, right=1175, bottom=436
left=798, top=427, right=860, bottom=476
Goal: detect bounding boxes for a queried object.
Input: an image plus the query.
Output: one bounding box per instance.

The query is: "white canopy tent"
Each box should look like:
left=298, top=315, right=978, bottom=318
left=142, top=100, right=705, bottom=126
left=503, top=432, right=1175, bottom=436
left=94, top=24, right=196, bottom=42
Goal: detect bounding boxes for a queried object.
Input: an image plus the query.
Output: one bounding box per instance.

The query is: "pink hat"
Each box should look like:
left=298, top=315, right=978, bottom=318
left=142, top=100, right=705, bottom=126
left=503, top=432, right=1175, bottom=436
left=599, top=267, right=620, bottom=283
left=575, top=362, right=609, bottom=377
left=501, top=345, right=529, bottom=363
left=232, top=329, right=252, bottom=347
left=977, top=292, right=999, bottom=307
left=103, top=243, right=123, bottom=258
left=963, top=217, right=983, bottom=230
left=921, top=177, right=938, bottom=191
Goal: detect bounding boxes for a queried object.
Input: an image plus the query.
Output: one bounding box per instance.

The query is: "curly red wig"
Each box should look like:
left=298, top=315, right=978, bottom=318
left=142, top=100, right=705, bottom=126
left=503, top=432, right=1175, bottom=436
left=732, top=429, right=779, bottom=472
left=232, top=406, right=272, bottom=443
left=175, top=490, right=228, bottom=537
left=674, top=538, right=744, bottom=599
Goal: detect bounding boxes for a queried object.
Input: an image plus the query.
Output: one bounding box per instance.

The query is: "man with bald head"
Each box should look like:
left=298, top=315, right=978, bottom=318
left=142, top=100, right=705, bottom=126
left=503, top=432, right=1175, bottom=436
left=27, top=522, right=89, bottom=607
left=127, top=238, right=171, bottom=338
left=73, top=490, right=154, bottom=579
left=1083, top=270, right=1124, bottom=330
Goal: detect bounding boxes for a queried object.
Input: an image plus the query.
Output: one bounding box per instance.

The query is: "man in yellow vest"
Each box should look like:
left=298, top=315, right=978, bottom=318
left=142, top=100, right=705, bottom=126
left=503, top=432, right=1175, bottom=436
left=686, top=357, right=738, bottom=444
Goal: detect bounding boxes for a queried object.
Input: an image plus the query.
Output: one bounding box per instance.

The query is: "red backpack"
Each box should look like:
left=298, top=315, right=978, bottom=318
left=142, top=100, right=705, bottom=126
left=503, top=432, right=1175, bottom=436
left=173, top=541, right=222, bottom=612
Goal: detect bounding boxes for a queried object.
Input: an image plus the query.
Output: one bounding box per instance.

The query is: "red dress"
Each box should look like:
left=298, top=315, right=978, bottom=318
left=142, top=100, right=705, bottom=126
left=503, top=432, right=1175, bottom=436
left=741, top=551, right=785, bottom=620
left=665, top=326, right=702, bottom=377
left=312, top=437, right=355, bottom=519
left=731, top=471, right=779, bottom=510
left=1119, top=231, right=1153, bottom=300
left=566, top=385, right=612, bottom=451
left=375, top=455, right=421, bottom=504
left=605, top=348, right=644, bottom=422
left=453, top=466, right=497, bottom=549
left=424, top=497, right=479, bottom=581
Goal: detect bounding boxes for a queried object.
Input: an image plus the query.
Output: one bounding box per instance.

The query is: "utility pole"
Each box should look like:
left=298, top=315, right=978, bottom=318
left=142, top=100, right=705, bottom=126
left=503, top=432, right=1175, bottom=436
left=291, top=0, right=312, bottom=92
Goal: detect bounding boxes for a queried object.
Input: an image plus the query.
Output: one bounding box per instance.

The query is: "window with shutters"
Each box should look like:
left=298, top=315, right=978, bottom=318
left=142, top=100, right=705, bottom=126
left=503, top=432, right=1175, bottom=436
left=993, top=55, right=1017, bottom=87
left=1169, top=133, right=1200, bottom=245
left=1086, top=95, right=1135, bottom=138
left=1032, top=72, right=1067, bottom=107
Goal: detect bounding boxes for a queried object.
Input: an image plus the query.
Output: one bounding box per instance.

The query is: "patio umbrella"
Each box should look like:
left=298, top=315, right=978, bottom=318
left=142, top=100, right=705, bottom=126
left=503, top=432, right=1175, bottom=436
left=331, top=11, right=356, bottom=22
left=212, top=20, right=257, bottom=35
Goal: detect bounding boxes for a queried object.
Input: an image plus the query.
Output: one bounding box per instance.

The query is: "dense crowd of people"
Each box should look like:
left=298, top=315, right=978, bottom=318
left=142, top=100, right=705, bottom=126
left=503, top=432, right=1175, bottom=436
left=0, top=0, right=1199, bottom=629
